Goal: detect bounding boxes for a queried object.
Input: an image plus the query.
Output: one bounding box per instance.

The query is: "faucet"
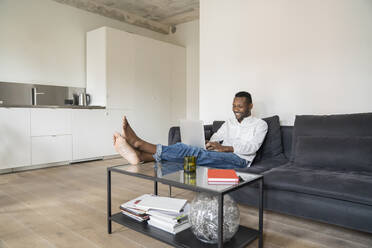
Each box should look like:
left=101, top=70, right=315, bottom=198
left=31, top=88, right=45, bottom=105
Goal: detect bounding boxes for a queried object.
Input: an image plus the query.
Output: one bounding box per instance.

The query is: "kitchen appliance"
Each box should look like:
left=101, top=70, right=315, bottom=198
left=78, top=93, right=91, bottom=106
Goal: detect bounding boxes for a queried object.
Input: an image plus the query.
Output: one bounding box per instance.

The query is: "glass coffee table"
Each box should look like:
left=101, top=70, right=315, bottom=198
left=107, top=161, right=263, bottom=248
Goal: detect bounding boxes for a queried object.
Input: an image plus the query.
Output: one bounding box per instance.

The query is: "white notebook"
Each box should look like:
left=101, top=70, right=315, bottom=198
left=148, top=218, right=190, bottom=234
left=136, top=195, right=187, bottom=213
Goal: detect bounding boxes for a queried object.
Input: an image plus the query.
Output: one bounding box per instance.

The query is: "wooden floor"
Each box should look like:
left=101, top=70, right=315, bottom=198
left=0, top=158, right=371, bottom=248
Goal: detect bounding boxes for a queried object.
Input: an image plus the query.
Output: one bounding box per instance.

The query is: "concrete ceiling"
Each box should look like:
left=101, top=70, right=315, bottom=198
left=53, top=0, right=199, bottom=34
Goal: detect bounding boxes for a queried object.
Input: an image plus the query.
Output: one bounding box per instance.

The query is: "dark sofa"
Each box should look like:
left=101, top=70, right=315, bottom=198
left=168, top=113, right=372, bottom=233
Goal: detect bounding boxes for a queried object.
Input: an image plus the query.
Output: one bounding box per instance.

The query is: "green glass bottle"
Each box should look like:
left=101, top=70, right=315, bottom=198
left=183, top=156, right=196, bottom=173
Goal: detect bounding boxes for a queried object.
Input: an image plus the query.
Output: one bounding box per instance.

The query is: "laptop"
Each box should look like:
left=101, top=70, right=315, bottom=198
left=179, top=120, right=206, bottom=149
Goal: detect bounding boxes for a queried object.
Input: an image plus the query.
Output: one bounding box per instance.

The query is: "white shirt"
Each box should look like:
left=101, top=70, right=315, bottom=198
left=209, top=116, right=268, bottom=164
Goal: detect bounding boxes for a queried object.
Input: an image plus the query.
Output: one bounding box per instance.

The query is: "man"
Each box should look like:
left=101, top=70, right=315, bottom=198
left=113, top=91, right=268, bottom=168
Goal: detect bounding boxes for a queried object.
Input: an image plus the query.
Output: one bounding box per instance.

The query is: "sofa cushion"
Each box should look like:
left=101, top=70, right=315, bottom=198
left=281, top=126, right=293, bottom=159
left=236, top=154, right=288, bottom=174
left=290, top=113, right=372, bottom=161
left=168, top=126, right=180, bottom=145
left=212, top=121, right=224, bottom=134
left=257, top=115, right=283, bottom=160
left=294, top=136, right=372, bottom=172
left=213, top=116, right=283, bottom=162
left=263, top=165, right=372, bottom=206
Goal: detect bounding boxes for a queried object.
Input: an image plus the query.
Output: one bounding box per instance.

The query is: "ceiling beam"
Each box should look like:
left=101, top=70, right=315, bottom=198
left=53, top=0, right=170, bottom=34
left=162, top=8, right=199, bottom=25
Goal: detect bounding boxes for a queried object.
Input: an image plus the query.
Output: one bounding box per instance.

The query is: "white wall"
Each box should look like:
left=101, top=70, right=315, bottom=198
left=0, top=0, right=180, bottom=87
left=170, top=20, right=200, bottom=120
left=200, top=0, right=372, bottom=125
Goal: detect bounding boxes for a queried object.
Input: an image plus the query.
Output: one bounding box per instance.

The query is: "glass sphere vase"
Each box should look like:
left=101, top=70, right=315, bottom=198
left=189, top=192, right=240, bottom=244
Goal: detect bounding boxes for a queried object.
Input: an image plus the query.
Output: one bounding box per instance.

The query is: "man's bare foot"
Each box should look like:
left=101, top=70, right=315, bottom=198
left=122, top=116, right=143, bottom=149
left=113, top=132, right=141, bottom=165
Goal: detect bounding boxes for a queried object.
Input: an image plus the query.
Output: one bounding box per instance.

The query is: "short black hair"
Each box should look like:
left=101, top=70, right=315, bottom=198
left=235, top=91, right=252, bottom=104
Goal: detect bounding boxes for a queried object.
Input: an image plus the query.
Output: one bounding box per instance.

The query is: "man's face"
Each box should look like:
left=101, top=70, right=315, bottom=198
left=232, top=97, right=252, bottom=122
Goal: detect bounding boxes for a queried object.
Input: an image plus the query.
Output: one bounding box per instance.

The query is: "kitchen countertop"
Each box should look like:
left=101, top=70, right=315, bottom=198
left=0, top=104, right=106, bottom=109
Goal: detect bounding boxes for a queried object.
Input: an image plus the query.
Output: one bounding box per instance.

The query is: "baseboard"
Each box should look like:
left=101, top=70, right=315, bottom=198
left=0, top=161, right=71, bottom=175
left=0, top=155, right=121, bottom=175
left=70, top=157, right=104, bottom=164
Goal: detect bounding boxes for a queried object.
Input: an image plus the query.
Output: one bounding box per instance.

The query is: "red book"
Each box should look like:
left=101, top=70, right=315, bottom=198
left=207, top=169, right=239, bottom=182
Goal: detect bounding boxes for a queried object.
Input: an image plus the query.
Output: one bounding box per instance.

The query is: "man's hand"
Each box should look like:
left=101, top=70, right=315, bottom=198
left=206, top=142, right=233, bottom=153
left=206, top=141, right=222, bottom=151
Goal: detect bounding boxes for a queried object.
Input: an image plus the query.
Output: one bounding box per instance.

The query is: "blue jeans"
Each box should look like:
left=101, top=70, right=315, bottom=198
left=153, top=143, right=249, bottom=169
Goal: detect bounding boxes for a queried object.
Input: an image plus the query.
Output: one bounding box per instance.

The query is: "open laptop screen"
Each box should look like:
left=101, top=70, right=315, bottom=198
left=179, top=120, right=206, bottom=149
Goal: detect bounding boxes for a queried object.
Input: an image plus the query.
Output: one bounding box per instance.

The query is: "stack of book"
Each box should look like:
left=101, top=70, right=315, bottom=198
left=207, top=169, right=239, bottom=185
left=120, top=194, right=190, bottom=234
left=147, top=204, right=190, bottom=234
left=120, top=194, right=151, bottom=222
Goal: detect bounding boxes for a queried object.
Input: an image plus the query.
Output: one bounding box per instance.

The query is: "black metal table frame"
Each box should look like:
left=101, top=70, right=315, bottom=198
left=107, top=164, right=263, bottom=248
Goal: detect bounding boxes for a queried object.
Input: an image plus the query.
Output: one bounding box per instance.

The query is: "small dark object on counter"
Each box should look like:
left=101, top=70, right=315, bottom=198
left=64, top=99, right=74, bottom=105
left=73, top=94, right=79, bottom=105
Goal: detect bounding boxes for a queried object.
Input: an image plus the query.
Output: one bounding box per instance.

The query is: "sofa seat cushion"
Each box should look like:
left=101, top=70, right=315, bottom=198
left=237, top=154, right=288, bottom=174
left=263, top=165, right=372, bottom=206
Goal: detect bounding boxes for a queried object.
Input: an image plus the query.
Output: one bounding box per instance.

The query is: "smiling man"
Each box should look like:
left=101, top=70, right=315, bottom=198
left=113, top=91, right=268, bottom=168
left=205, top=91, right=268, bottom=164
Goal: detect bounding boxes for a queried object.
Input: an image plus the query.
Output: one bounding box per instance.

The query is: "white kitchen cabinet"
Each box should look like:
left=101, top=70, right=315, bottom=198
left=106, top=29, right=136, bottom=110
left=31, top=135, right=72, bottom=165
left=71, top=109, right=109, bottom=160
left=103, top=109, right=132, bottom=156
left=71, top=109, right=106, bottom=160
left=86, top=27, right=135, bottom=108
left=30, top=108, right=72, bottom=166
left=87, top=27, right=185, bottom=114
left=0, top=108, right=31, bottom=170
left=1, top=107, right=128, bottom=171
left=31, top=108, right=71, bottom=136
left=86, top=27, right=186, bottom=145
left=71, top=109, right=130, bottom=161
left=101, top=110, right=120, bottom=156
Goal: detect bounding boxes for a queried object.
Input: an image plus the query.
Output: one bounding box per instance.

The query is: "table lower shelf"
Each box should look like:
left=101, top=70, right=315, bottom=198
left=111, top=212, right=259, bottom=248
